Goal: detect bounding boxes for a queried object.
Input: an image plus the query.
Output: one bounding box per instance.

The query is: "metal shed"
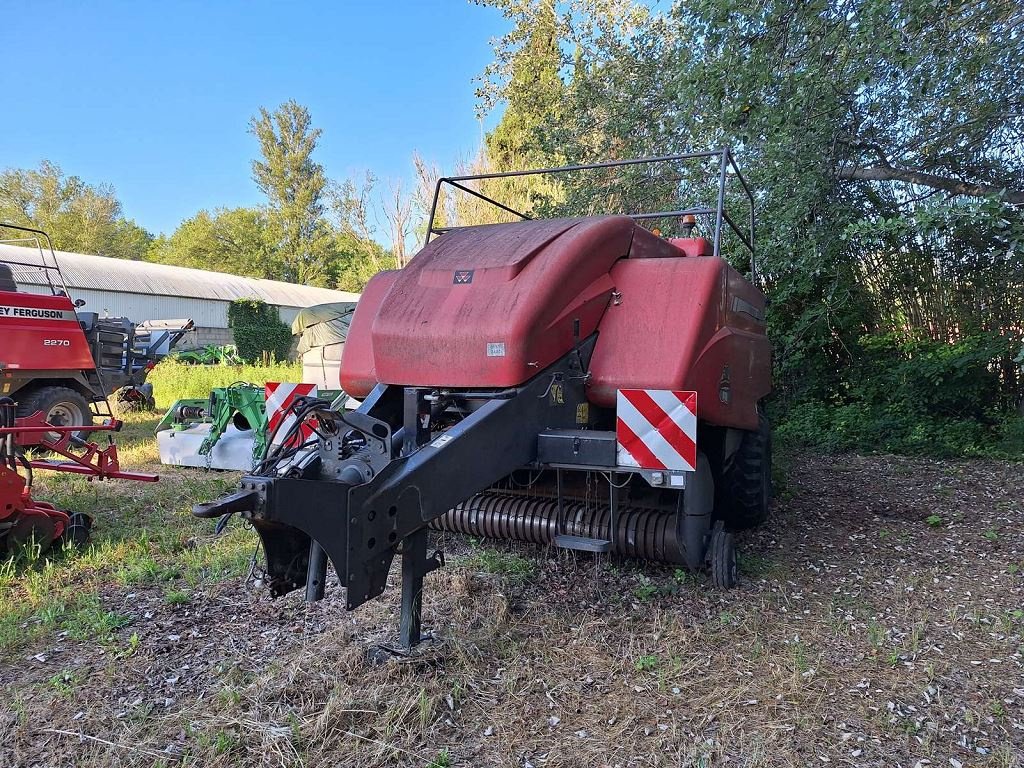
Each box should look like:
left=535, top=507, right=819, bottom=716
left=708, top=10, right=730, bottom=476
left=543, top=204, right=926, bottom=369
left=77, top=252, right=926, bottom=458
left=0, top=243, right=360, bottom=349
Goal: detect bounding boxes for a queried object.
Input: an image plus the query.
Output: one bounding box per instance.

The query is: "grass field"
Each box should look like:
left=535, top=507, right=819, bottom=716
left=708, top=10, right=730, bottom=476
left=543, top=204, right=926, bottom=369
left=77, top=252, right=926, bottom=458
left=0, top=412, right=248, bottom=654
left=0, top=359, right=310, bottom=653
left=148, top=359, right=303, bottom=409
left=0, top=377, right=1022, bottom=766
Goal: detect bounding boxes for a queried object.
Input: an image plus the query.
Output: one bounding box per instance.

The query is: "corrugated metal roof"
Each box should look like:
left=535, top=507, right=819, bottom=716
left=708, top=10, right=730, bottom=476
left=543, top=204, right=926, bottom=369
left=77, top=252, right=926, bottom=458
left=0, top=243, right=361, bottom=308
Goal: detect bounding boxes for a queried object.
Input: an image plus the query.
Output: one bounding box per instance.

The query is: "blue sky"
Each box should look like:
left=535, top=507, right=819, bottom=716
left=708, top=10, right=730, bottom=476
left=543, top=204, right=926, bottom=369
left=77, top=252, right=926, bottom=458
left=0, top=1, right=507, bottom=236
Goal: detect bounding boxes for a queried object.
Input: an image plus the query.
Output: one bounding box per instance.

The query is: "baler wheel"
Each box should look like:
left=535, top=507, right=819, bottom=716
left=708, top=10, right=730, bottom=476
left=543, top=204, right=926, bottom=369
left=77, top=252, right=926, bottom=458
left=709, top=528, right=737, bottom=589
left=16, top=386, right=93, bottom=442
left=720, top=415, right=772, bottom=530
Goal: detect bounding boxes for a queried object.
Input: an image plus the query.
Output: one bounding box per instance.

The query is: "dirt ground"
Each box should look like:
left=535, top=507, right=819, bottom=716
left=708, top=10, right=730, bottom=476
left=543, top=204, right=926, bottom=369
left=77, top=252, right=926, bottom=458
left=1, top=442, right=1021, bottom=767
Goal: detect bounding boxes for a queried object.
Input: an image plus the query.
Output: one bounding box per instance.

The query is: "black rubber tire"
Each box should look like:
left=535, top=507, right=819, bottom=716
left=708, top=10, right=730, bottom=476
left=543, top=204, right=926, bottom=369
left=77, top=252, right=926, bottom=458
left=719, top=415, right=772, bottom=530
left=16, top=386, right=93, bottom=439
left=709, top=529, right=738, bottom=589
left=58, top=512, right=93, bottom=549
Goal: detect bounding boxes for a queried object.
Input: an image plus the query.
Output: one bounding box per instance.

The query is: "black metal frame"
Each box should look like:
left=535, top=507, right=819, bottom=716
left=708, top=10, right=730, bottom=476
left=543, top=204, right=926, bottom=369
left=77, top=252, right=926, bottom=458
left=424, top=148, right=758, bottom=278
left=196, top=339, right=601, bottom=648
left=197, top=334, right=721, bottom=650
left=0, top=223, right=69, bottom=297
left=86, top=317, right=195, bottom=394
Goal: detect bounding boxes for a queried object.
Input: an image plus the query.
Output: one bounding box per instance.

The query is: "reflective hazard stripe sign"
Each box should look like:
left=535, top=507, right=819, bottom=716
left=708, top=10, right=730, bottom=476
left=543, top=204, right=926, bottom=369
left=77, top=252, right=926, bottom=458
left=616, top=389, right=697, bottom=471
left=265, top=382, right=318, bottom=448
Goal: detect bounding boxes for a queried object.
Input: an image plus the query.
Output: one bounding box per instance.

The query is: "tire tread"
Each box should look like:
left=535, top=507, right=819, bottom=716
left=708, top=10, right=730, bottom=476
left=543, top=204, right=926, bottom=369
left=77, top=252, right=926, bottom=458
left=15, top=385, right=93, bottom=429
left=720, top=415, right=771, bottom=529
left=709, top=529, right=737, bottom=589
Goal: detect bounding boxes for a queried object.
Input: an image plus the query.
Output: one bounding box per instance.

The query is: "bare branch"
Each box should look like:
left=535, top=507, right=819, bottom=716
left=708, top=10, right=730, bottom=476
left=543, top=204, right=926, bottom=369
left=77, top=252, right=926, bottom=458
left=838, top=164, right=1024, bottom=203
left=379, top=179, right=413, bottom=267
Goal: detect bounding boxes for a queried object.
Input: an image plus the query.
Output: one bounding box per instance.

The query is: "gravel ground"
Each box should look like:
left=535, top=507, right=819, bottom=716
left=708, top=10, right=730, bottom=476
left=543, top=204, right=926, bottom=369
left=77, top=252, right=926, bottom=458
left=1, top=451, right=1021, bottom=767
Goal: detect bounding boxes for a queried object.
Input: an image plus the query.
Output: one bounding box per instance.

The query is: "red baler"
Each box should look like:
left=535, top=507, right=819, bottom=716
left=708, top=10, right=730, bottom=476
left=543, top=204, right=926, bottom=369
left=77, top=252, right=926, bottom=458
left=197, top=150, right=772, bottom=648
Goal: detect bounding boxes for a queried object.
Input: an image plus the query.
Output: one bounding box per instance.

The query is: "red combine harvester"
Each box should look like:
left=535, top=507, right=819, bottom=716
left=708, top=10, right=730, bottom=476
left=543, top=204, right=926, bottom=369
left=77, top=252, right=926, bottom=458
left=197, top=150, right=771, bottom=648
left=0, top=224, right=159, bottom=551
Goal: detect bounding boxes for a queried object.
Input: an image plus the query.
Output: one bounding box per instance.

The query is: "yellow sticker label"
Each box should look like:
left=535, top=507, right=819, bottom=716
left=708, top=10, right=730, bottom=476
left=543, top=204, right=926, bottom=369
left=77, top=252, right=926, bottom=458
left=576, top=402, right=589, bottom=424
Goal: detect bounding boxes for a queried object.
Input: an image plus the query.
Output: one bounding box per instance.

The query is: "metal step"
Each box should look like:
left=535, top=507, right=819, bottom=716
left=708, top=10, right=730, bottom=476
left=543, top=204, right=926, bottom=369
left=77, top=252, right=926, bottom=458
left=553, top=534, right=612, bottom=553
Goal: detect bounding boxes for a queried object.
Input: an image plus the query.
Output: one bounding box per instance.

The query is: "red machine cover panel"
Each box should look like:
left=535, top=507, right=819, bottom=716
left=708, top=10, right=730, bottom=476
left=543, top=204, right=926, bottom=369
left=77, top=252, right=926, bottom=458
left=587, top=257, right=771, bottom=431
left=341, top=216, right=771, bottom=432
left=344, top=217, right=640, bottom=392
left=0, top=290, right=94, bottom=372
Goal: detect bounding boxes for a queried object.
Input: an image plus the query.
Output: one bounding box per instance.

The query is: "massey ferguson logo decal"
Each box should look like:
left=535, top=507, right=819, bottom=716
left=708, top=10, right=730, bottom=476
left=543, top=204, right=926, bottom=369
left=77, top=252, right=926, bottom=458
left=453, top=270, right=474, bottom=284
left=0, top=304, right=76, bottom=321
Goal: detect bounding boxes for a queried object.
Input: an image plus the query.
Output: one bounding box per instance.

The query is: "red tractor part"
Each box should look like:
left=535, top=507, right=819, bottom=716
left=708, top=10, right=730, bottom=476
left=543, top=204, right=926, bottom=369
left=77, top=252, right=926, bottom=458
left=342, top=215, right=769, bottom=429
left=0, top=223, right=192, bottom=428
left=0, top=398, right=158, bottom=553
left=197, top=149, right=771, bottom=649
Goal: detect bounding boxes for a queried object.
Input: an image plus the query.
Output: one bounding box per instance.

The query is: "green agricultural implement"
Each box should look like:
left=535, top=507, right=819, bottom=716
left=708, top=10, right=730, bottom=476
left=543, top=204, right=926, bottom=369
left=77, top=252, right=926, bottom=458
left=156, top=382, right=345, bottom=471
left=156, top=383, right=269, bottom=470
left=171, top=344, right=244, bottom=366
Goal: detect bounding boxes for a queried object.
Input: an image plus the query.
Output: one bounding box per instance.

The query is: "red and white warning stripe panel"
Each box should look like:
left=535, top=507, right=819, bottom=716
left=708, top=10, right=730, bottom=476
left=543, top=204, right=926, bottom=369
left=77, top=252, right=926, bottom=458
left=616, top=389, right=697, bottom=472
left=265, top=382, right=318, bottom=448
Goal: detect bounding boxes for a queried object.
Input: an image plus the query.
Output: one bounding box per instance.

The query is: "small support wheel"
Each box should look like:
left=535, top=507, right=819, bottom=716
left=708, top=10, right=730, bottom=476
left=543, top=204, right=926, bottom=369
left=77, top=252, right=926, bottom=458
left=709, top=528, right=737, bottom=589
left=59, top=512, right=93, bottom=549
left=117, top=386, right=156, bottom=412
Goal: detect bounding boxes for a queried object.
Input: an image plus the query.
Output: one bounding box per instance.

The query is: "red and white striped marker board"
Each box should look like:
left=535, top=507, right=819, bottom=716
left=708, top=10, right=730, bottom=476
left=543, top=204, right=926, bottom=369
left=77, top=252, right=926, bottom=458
left=265, top=382, right=318, bottom=448
left=616, top=389, right=697, bottom=472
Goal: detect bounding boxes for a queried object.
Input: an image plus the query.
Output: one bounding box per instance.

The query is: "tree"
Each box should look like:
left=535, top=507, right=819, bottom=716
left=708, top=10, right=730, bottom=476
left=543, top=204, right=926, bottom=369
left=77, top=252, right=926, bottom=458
left=460, top=0, right=570, bottom=222
left=478, top=0, right=1024, bottom=445
left=0, top=161, right=152, bottom=259
left=147, top=102, right=390, bottom=290
left=381, top=178, right=413, bottom=267
left=412, top=151, right=445, bottom=245
left=328, top=173, right=397, bottom=292
left=481, top=0, right=565, bottom=170
left=249, top=100, right=336, bottom=286
left=668, top=0, right=1023, bottom=398
left=147, top=206, right=278, bottom=278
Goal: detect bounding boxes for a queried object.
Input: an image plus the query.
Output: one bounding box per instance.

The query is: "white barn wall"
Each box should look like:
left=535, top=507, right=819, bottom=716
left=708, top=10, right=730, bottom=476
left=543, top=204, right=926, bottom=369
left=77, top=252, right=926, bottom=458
left=20, top=284, right=228, bottom=327
left=3, top=243, right=360, bottom=331
left=20, top=283, right=333, bottom=350
left=22, top=284, right=302, bottom=328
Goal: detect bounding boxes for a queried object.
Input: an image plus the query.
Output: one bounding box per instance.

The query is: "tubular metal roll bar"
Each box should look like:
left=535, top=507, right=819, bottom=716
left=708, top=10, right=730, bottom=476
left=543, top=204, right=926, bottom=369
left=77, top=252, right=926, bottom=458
left=0, top=223, right=69, bottom=296
left=424, top=148, right=757, bottom=278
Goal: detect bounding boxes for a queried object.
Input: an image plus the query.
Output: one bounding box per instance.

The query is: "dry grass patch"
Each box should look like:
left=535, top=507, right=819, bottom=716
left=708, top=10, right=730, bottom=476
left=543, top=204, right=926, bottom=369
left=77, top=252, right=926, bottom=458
left=0, top=447, right=1021, bottom=766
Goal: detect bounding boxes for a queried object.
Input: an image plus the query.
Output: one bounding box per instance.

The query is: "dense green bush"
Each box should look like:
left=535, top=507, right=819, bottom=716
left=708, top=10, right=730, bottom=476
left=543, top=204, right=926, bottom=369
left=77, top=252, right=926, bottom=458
left=227, top=299, right=292, bottom=363
left=774, top=333, right=1022, bottom=458
left=847, top=333, right=1005, bottom=418
left=997, top=415, right=1024, bottom=457
left=775, top=401, right=1014, bottom=458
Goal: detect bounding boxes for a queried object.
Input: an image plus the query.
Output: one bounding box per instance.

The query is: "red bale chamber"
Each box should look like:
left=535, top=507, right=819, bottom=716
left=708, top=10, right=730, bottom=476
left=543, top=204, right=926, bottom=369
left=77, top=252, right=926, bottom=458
left=341, top=215, right=770, bottom=432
